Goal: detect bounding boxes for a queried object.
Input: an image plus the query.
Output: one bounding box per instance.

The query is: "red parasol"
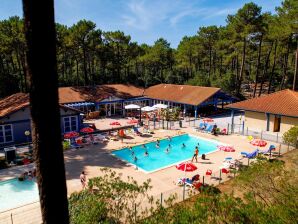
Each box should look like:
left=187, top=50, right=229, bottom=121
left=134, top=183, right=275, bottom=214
left=217, top=145, right=235, bottom=152
left=80, top=127, right=94, bottom=133
left=110, top=121, right=121, bottom=126
left=203, top=118, right=214, bottom=123
left=127, top=119, right=138, bottom=124
left=64, top=131, right=79, bottom=139
left=176, top=162, right=198, bottom=172
left=250, top=139, right=267, bottom=147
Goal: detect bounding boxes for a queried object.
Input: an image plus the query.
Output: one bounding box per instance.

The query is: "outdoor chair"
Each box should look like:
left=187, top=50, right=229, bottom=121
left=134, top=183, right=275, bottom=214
left=133, top=127, right=142, bottom=136
left=241, top=149, right=259, bottom=159
left=259, top=145, right=276, bottom=155
left=204, top=125, right=214, bottom=133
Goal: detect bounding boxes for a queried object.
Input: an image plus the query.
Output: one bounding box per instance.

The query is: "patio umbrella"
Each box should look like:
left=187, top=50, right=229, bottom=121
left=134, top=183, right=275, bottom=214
left=176, top=162, right=198, bottom=172
left=203, top=118, right=214, bottom=123
left=176, top=162, right=198, bottom=187
left=64, top=131, right=79, bottom=139
left=127, top=119, right=138, bottom=124
left=124, top=104, right=140, bottom=109
left=80, top=127, right=94, bottom=133
left=110, top=121, right=121, bottom=126
left=152, top=104, right=168, bottom=109
left=217, top=145, right=235, bottom=152
left=250, top=139, right=267, bottom=147
left=141, top=106, right=156, bottom=112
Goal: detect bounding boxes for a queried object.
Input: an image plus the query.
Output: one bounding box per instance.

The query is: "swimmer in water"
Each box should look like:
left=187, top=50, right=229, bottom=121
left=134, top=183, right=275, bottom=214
left=142, top=144, right=146, bottom=149
left=182, top=143, right=186, bottom=148
left=134, top=156, right=138, bottom=162
left=144, top=151, right=149, bottom=156
left=165, top=147, right=170, bottom=153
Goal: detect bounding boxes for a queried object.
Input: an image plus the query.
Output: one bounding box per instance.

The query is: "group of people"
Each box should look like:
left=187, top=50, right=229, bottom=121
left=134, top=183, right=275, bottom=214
left=127, top=136, right=201, bottom=163
left=19, top=168, right=37, bottom=181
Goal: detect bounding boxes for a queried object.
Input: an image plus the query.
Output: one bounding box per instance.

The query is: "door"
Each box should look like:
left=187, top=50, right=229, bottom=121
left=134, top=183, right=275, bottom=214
left=273, top=116, right=281, bottom=132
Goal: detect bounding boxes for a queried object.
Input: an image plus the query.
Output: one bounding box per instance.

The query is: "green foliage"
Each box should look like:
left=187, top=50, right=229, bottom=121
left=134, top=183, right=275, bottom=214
left=283, top=125, right=298, bottom=146
left=62, top=141, right=70, bottom=150
left=87, top=168, right=152, bottom=223
left=1, top=1, right=297, bottom=97
left=144, top=159, right=298, bottom=223
left=186, top=73, right=210, bottom=86
left=69, top=191, right=108, bottom=224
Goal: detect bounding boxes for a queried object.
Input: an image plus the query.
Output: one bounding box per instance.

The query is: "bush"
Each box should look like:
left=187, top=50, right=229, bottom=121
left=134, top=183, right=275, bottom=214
left=69, top=191, right=108, bottom=224
left=62, top=141, right=70, bottom=150
left=283, top=125, right=298, bottom=146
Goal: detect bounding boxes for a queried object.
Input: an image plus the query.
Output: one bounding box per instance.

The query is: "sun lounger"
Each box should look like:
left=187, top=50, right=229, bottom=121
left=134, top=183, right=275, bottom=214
left=133, top=127, right=142, bottom=136
left=196, top=123, right=206, bottom=132
left=241, top=149, right=259, bottom=159
left=260, top=145, right=276, bottom=155
left=204, top=125, right=214, bottom=133
left=70, top=142, right=83, bottom=149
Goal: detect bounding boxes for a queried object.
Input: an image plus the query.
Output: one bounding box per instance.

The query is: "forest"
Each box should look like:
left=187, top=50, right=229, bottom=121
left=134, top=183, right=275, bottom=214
left=0, top=0, right=297, bottom=98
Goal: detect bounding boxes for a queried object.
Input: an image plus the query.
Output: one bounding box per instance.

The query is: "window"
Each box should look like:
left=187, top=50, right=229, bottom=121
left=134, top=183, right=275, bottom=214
left=63, top=116, right=77, bottom=133
left=0, top=124, right=13, bottom=144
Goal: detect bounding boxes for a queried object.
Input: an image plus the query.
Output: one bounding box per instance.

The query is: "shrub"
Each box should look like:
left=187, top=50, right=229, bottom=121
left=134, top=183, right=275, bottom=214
left=69, top=191, right=108, bottom=224
left=283, top=125, right=298, bottom=146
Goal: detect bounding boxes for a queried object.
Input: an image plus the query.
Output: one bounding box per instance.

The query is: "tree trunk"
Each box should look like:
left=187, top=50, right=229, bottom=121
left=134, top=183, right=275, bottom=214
left=279, top=38, right=290, bottom=90
left=293, top=43, right=298, bottom=91
left=83, top=47, right=88, bottom=85
left=268, top=41, right=278, bottom=94
left=22, top=1, right=69, bottom=223
left=237, top=37, right=246, bottom=96
left=259, top=41, right=273, bottom=96
left=253, top=34, right=263, bottom=98
left=208, top=45, right=212, bottom=78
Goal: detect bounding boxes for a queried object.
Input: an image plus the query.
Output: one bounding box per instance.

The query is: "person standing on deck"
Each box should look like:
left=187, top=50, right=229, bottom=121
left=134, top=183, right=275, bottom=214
left=80, top=171, right=87, bottom=190
left=191, top=146, right=199, bottom=163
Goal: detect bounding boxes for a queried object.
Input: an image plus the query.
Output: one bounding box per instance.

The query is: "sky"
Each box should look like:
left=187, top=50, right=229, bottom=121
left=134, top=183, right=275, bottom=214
left=1, top=0, right=282, bottom=48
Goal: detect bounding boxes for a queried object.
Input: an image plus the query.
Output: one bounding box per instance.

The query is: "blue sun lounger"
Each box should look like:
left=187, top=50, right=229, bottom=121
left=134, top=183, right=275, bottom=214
left=241, top=149, right=259, bottom=159
left=204, top=125, right=214, bottom=133
left=260, top=145, right=276, bottom=154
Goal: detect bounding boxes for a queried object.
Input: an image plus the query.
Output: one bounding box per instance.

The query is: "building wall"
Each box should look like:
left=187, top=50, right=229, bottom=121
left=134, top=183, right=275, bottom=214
left=280, top=116, right=298, bottom=134
left=245, top=111, right=267, bottom=131
left=0, top=107, right=80, bottom=148
left=245, top=111, right=298, bottom=134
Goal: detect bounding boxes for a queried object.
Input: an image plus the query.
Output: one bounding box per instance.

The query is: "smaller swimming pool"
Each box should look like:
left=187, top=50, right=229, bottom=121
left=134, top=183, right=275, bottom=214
left=112, top=134, right=219, bottom=172
left=0, top=178, right=39, bottom=212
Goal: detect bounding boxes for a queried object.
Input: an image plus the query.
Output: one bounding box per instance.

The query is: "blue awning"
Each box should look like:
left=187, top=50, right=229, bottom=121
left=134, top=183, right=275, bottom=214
left=64, top=102, right=94, bottom=107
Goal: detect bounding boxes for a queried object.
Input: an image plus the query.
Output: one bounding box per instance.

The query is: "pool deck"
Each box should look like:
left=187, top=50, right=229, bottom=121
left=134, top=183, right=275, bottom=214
left=1, top=118, right=256, bottom=196
left=0, top=116, right=271, bottom=223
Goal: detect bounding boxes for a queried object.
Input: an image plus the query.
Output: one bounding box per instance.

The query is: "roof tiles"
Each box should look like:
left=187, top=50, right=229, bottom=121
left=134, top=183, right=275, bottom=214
left=144, top=84, right=220, bottom=106
left=227, top=89, right=298, bottom=117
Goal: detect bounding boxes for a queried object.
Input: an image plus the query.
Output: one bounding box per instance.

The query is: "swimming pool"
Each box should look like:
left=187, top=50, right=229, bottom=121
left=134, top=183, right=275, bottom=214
left=112, top=134, right=219, bottom=172
left=0, top=178, right=39, bottom=212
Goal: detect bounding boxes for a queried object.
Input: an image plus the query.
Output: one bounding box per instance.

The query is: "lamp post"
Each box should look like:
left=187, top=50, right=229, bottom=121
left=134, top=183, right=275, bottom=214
left=25, top=130, right=30, bottom=145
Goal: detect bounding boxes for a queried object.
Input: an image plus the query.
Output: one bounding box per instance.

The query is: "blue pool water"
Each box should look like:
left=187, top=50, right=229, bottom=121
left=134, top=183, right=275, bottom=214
left=113, top=134, right=218, bottom=172
left=0, top=178, right=39, bottom=212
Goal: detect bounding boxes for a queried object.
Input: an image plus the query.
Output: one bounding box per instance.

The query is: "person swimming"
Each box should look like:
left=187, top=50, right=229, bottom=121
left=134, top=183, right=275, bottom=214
left=134, top=156, right=138, bottom=162
left=142, top=144, right=146, bottom=149
left=144, top=151, right=149, bottom=156
left=129, top=146, right=133, bottom=150
left=182, top=143, right=186, bottom=148
left=155, top=142, right=160, bottom=148
left=168, top=144, right=172, bottom=148
left=165, top=147, right=170, bottom=153
left=168, top=136, right=172, bottom=141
